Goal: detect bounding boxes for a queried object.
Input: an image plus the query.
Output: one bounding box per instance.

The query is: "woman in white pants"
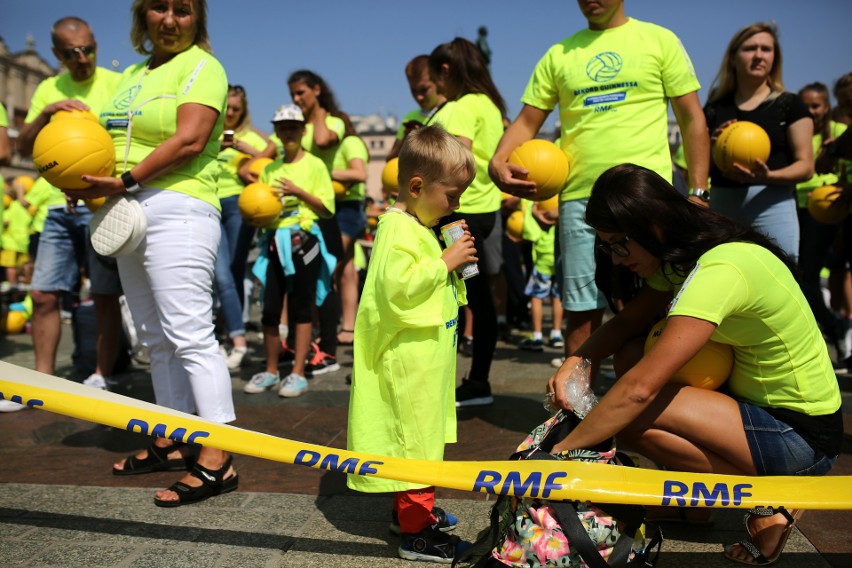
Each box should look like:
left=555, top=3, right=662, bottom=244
left=76, top=0, right=237, bottom=507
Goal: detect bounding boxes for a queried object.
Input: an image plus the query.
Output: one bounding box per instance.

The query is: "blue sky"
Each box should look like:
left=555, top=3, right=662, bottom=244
left=3, top=1, right=851, bottom=130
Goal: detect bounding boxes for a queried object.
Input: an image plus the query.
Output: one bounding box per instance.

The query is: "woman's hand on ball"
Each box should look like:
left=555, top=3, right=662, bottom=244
left=74, top=175, right=125, bottom=199
left=728, top=158, right=770, bottom=184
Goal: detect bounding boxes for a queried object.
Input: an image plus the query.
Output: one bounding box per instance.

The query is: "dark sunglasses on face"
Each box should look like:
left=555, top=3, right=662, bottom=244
left=597, top=235, right=631, bottom=258
left=58, top=45, right=96, bottom=60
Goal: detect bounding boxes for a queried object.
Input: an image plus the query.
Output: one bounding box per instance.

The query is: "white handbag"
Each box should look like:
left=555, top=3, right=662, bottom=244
left=89, top=194, right=147, bottom=257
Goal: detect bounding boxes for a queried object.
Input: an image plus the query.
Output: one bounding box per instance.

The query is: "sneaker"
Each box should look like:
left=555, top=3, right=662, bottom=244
left=244, top=371, right=280, bottom=394
left=278, top=372, right=308, bottom=397
left=551, top=356, right=566, bottom=368
left=518, top=337, right=544, bottom=352
left=226, top=347, right=249, bottom=370
left=398, top=524, right=471, bottom=564
left=497, top=321, right=513, bottom=343
left=549, top=336, right=565, bottom=349
left=459, top=336, right=473, bottom=357
left=305, top=344, right=340, bottom=377
left=82, top=373, right=108, bottom=390
left=390, top=506, right=458, bottom=536
left=833, top=355, right=852, bottom=374
left=0, top=399, right=26, bottom=412
left=455, top=379, right=493, bottom=407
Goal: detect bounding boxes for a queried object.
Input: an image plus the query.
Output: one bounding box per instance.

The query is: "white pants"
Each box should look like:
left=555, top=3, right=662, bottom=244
left=117, top=188, right=235, bottom=423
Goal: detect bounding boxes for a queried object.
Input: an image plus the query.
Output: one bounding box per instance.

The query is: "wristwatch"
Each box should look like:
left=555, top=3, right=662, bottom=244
left=690, top=188, right=710, bottom=202
left=121, top=171, right=141, bottom=193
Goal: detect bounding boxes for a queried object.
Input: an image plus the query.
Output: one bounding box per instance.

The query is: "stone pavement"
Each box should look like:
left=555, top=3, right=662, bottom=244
left=1, top=312, right=850, bottom=567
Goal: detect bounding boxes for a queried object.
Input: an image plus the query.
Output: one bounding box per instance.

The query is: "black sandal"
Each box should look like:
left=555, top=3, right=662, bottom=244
left=153, top=455, right=239, bottom=508
left=337, top=329, right=354, bottom=345
left=723, top=506, right=801, bottom=565
left=112, top=442, right=196, bottom=476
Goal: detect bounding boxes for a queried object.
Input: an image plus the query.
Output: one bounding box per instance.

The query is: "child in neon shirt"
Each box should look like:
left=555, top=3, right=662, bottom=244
left=244, top=104, right=335, bottom=398
left=347, top=125, right=477, bottom=563
left=517, top=200, right=564, bottom=352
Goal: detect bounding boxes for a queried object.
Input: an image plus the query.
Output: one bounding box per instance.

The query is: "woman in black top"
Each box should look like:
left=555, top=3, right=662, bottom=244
left=703, top=22, right=813, bottom=262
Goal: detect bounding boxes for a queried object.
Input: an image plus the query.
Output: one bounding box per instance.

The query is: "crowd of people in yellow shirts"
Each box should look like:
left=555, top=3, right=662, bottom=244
left=0, top=0, right=849, bottom=565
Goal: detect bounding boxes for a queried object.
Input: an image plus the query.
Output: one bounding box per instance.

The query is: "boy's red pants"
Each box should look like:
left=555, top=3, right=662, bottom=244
left=394, top=486, right=437, bottom=534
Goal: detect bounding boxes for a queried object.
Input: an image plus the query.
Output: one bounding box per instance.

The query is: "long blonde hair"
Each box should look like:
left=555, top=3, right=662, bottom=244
left=130, top=0, right=211, bottom=55
left=706, top=22, right=784, bottom=105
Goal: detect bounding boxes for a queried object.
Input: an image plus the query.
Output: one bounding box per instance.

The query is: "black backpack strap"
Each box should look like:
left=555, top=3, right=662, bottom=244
left=453, top=493, right=508, bottom=568
left=550, top=501, right=648, bottom=568
left=550, top=501, right=613, bottom=568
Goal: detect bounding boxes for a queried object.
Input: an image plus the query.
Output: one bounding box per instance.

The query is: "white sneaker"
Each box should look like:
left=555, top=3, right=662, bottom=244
left=244, top=371, right=280, bottom=394
left=278, top=373, right=308, bottom=398
left=550, top=356, right=566, bottom=368
left=83, top=373, right=108, bottom=390
left=226, top=347, right=248, bottom=370
left=0, top=399, right=26, bottom=412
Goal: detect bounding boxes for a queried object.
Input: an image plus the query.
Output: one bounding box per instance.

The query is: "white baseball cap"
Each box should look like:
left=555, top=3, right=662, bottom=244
left=271, top=104, right=305, bottom=123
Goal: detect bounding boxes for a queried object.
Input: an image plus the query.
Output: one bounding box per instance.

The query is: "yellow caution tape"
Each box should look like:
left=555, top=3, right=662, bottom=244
left=2, top=361, right=850, bottom=509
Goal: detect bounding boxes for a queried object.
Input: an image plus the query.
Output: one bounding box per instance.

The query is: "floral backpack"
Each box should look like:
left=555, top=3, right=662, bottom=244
left=455, top=410, right=662, bottom=568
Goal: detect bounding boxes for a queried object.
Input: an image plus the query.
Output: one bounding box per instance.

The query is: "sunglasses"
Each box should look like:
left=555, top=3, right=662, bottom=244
left=597, top=235, right=631, bottom=258
left=228, top=84, right=246, bottom=93
left=58, top=45, right=96, bottom=60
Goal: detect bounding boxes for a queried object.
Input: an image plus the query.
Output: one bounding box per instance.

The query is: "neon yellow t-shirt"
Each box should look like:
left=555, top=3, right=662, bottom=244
left=431, top=93, right=503, bottom=214
left=331, top=135, right=369, bottom=202
left=522, top=18, right=700, bottom=202
left=395, top=108, right=432, bottom=139
left=521, top=201, right=557, bottom=275
left=23, top=177, right=51, bottom=233
left=795, top=121, right=848, bottom=208
left=217, top=127, right=269, bottom=199
left=101, top=45, right=227, bottom=209
left=259, top=152, right=334, bottom=230
left=647, top=242, right=840, bottom=416
left=25, top=67, right=121, bottom=208
left=1, top=200, right=32, bottom=253
left=347, top=208, right=466, bottom=492
left=0, top=103, right=8, bottom=127
left=302, top=115, right=345, bottom=173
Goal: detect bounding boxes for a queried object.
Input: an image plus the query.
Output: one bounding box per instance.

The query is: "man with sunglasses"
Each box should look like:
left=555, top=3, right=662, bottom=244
left=1, top=17, right=123, bottom=413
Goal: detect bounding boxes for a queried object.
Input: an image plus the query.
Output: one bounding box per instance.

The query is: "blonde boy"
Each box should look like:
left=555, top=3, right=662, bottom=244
left=347, top=125, right=476, bottom=563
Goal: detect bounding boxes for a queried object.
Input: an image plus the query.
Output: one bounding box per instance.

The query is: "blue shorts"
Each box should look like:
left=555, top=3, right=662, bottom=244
left=557, top=199, right=607, bottom=311
left=524, top=268, right=559, bottom=300
left=738, top=402, right=837, bottom=476
left=31, top=207, right=122, bottom=295
left=335, top=200, right=367, bottom=240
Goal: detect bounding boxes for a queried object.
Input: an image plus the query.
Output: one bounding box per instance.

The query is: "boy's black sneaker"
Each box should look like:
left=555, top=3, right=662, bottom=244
left=455, top=379, right=493, bottom=407
left=389, top=506, right=458, bottom=536
left=398, top=524, right=471, bottom=564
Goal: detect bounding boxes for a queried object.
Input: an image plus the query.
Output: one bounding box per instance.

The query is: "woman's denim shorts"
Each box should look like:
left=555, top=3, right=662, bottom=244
left=738, top=402, right=837, bottom=476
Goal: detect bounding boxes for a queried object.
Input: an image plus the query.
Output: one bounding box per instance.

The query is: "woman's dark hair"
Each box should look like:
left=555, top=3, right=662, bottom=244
left=798, top=82, right=832, bottom=141
left=585, top=163, right=798, bottom=281
left=287, top=69, right=340, bottom=115
left=428, top=37, right=506, bottom=117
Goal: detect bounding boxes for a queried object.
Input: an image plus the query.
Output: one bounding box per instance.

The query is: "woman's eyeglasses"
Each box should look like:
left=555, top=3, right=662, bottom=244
left=597, top=236, right=631, bottom=258
left=58, top=45, right=96, bottom=60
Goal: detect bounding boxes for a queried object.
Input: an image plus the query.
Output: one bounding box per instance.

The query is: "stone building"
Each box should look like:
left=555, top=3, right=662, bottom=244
left=0, top=35, right=55, bottom=177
